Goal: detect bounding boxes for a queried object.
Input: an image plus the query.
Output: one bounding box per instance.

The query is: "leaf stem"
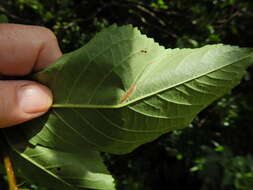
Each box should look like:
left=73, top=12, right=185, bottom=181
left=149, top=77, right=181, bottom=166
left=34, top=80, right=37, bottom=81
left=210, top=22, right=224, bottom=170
left=0, top=134, right=18, bottom=190
left=3, top=151, right=18, bottom=190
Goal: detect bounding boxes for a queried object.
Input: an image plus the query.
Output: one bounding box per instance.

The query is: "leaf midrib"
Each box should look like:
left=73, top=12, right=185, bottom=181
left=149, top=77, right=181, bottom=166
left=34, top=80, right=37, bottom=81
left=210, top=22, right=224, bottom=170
left=51, top=52, right=253, bottom=109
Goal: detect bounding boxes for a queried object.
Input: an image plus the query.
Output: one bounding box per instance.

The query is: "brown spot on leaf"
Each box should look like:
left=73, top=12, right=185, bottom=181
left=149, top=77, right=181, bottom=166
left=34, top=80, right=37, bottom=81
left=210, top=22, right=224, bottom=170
left=119, top=85, right=137, bottom=103
left=140, top=50, right=147, bottom=53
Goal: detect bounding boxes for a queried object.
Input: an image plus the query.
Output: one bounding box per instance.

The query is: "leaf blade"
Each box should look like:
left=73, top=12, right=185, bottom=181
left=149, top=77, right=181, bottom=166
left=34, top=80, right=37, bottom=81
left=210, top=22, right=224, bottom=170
left=4, top=25, right=253, bottom=173
left=23, top=25, right=253, bottom=154
left=4, top=128, right=115, bottom=190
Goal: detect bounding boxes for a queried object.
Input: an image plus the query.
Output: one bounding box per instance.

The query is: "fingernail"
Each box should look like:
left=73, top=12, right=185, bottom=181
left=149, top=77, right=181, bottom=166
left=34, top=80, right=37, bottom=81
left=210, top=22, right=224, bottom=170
left=18, top=83, right=52, bottom=114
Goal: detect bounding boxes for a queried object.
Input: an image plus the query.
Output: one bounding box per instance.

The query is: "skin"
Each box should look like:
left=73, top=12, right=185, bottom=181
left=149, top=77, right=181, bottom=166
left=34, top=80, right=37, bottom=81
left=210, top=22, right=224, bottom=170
left=0, top=24, right=62, bottom=128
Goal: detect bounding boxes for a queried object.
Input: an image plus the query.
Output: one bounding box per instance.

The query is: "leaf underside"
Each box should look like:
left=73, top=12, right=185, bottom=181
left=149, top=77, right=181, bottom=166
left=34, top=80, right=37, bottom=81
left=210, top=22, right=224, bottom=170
left=4, top=130, right=114, bottom=190
left=3, top=25, right=253, bottom=190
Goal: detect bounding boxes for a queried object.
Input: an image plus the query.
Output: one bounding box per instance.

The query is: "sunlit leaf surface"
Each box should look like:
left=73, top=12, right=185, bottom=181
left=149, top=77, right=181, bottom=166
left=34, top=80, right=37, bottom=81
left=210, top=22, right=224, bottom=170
left=4, top=25, right=253, bottom=190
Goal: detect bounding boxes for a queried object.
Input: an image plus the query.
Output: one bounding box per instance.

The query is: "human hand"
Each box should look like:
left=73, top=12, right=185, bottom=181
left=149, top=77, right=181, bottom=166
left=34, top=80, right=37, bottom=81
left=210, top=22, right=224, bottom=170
left=0, top=24, right=62, bottom=128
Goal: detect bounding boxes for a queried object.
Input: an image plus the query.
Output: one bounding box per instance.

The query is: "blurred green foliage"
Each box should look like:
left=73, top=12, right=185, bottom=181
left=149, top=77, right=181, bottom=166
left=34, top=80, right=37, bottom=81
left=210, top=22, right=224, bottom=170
left=0, top=14, right=8, bottom=23
left=1, top=0, right=253, bottom=189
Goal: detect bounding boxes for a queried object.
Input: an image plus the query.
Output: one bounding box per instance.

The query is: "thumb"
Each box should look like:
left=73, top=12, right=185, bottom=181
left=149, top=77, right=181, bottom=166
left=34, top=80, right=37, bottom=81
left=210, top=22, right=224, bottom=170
left=0, top=80, right=52, bottom=128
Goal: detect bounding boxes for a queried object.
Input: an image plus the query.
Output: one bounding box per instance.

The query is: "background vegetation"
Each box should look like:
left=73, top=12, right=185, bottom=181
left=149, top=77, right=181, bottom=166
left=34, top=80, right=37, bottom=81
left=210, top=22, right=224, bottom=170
left=1, top=0, right=253, bottom=189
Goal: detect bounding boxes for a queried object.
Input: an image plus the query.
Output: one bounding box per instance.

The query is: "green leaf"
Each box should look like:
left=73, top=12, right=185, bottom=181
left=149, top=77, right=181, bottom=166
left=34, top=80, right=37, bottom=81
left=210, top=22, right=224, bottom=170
left=3, top=24, right=253, bottom=190
left=4, top=129, right=115, bottom=190
left=8, top=25, right=253, bottom=154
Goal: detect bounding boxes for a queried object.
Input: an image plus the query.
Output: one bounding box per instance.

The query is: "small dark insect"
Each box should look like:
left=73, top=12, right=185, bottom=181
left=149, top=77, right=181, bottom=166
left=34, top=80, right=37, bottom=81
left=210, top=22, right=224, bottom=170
left=56, top=167, right=61, bottom=171
left=140, top=50, right=147, bottom=53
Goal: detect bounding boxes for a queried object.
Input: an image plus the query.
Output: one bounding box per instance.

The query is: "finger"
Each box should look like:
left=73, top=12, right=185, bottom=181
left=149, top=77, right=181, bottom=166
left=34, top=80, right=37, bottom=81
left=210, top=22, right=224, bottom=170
left=0, top=80, right=52, bottom=128
left=0, top=23, right=62, bottom=76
